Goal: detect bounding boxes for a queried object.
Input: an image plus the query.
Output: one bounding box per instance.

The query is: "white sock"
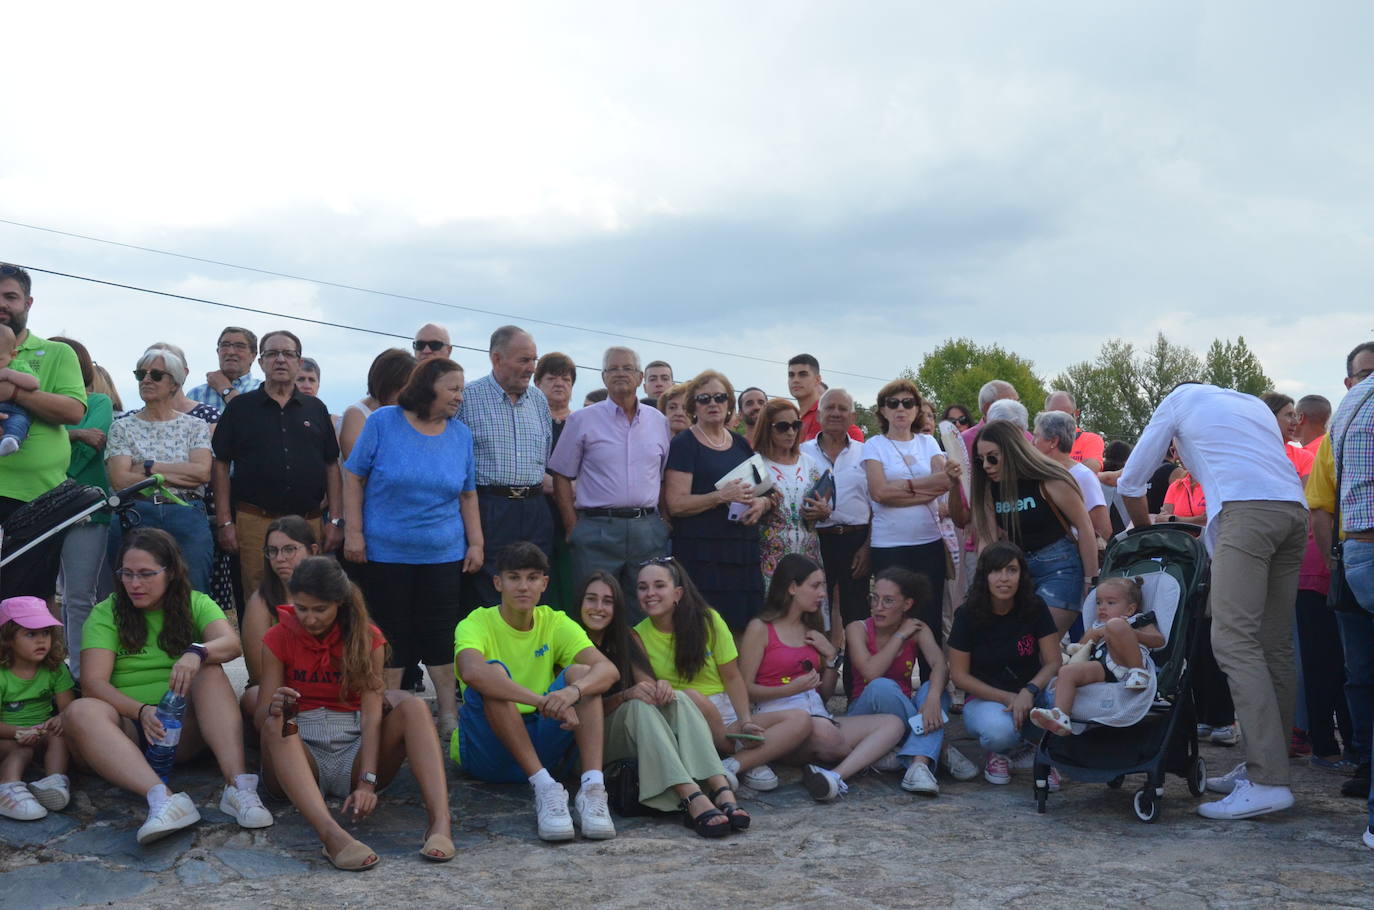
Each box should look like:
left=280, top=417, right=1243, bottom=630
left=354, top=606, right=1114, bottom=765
left=234, top=773, right=258, bottom=791
left=146, top=783, right=171, bottom=809
left=580, top=770, right=604, bottom=789
left=528, top=768, right=556, bottom=790
left=0, top=436, right=19, bottom=456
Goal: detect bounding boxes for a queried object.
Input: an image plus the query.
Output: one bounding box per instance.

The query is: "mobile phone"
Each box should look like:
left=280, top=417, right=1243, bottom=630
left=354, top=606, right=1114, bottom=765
left=282, top=697, right=299, bottom=737
left=908, top=710, right=949, bottom=736
left=727, top=501, right=748, bottom=522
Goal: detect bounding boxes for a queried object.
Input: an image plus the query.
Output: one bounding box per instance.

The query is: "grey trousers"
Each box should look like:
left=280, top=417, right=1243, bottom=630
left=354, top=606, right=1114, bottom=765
left=568, top=513, right=670, bottom=622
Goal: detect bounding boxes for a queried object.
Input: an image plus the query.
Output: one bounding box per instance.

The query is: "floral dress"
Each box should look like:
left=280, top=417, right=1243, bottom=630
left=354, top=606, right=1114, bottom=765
left=759, top=453, right=823, bottom=589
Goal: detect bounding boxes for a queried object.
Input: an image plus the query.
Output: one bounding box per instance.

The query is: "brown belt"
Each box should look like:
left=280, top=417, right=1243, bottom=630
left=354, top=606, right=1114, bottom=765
left=817, top=524, right=867, bottom=537
left=1348, top=530, right=1374, bottom=542
left=236, top=503, right=323, bottom=521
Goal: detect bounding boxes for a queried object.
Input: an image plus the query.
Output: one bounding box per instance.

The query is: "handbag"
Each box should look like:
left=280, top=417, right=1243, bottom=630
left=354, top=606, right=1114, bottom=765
left=1327, top=384, right=1374, bottom=612
left=604, top=758, right=673, bottom=818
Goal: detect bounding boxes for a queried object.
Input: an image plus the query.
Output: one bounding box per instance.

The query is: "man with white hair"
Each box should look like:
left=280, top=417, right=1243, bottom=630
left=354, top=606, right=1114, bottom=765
left=985, top=398, right=1029, bottom=430
left=959, top=379, right=1019, bottom=455
left=1044, top=390, right=1104, bottom=472
left=1033, top=410, right=1111, bottom=542
left=800, top=387, right=871, bottom=631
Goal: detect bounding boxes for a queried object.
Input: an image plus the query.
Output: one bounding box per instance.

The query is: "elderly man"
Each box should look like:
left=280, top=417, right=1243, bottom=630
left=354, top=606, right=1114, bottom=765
left=1120, top=382, right=1307, bottom=820
left=1033, top=410, right=1111, bottom=543
left=187, top=326, right=262, bottom=410
left=641, top=360, right=673, bottom=406
left=414, top=323, right=454, bottom=362
left=960, top=379, right=1019, bottom=454
left=800, top=388, right=871, bottom=632
left=1296, top=394, right=1331, bottom=455
left=212, top=329, right=343, bottom=595
left=458, top=325, right=554, bottom=609
left=1043, top=390, right=1104, bottom=472
left=550, top=347, right=671, bottom=614
left=0, top=264, right=88, bottom=601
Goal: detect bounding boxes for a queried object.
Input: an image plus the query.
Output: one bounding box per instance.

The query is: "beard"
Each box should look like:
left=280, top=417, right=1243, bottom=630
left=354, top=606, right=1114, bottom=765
left=0, top=307, right=25, bottom=337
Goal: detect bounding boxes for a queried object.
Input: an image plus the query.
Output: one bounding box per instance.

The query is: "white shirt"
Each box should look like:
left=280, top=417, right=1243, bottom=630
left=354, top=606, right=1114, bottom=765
left=862, top=433, right=945, bottom=547
left=800, top=435, right=871, bottom=528
left=1068, top=461, right=1107, bottom=511
left=1119, top=384, right=1305, bottom=552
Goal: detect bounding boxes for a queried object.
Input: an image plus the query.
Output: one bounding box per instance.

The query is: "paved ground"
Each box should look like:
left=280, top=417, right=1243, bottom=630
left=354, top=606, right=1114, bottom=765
left=3, top=661, right=1372, bottom=909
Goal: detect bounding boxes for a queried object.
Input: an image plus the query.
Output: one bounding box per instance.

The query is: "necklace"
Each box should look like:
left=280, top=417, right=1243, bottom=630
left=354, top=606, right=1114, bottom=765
left=696, top=424, right=731, bottom=449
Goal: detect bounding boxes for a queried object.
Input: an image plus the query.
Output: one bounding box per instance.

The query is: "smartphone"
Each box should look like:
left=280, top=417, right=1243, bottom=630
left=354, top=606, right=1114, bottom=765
left=908, top=710, right=949, bottom=736
left=727, top=501, right=748, bottom=522
left=282, top=697, right=299, bottom=737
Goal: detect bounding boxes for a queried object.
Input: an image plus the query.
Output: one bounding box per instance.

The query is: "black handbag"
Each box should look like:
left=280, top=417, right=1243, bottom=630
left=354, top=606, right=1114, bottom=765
left=1327, top=385, right=1374, bottom=612
left=604, top=757, right=674, bottom=817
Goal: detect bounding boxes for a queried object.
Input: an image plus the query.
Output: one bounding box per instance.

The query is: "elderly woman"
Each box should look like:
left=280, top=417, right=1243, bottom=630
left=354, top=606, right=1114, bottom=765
left=537, top=351, right=577, bottom=612
left=338, top=348, right=418, bottom=461
left=105, top=348, right=215, bottom=594
left=664, top=370, right=767, bottom=632
left=1033, top=410, right=1112, bottom=544
left=343, top=357, right=484, bottom=741
left=799, top=388, right=871, bottom=633
left=862, top=380, right=950, bottom=641
left=658, top=382, right=693, bottom=436
left=751, top=398, right=828, bottom=590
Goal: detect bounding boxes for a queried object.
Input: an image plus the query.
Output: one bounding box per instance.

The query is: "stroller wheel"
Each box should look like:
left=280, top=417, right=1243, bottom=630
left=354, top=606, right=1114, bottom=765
left=1107, top=775, right=1125, bottom=790
left=1132, top=788, right=1161, bottom=823
left=1187, top=756, right=1207, bottom=797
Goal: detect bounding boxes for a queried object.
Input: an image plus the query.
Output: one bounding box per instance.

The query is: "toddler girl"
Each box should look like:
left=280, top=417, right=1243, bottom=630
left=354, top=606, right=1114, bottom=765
left=0, top=596, right=75, bottom=819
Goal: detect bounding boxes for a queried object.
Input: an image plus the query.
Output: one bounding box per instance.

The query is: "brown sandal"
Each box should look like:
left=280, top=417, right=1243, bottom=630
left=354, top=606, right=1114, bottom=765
left=420, top=833, right=456, bottom=862
left=323, top=839, right=381, bottom=871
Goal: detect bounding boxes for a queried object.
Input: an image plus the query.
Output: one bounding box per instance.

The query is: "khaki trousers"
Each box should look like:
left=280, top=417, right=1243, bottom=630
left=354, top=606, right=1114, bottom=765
left=235, top=509, right=323, bottom=598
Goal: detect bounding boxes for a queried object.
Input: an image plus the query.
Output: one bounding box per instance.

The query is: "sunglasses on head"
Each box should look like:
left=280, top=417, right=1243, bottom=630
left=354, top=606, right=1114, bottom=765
left=772, top=420, right=803, bottom=434
left=974, top=453, right=1000, bottom=467
left=694, top=392, right=730, bottom=405
left=133, top=369, right=171, bottom=382
left=885, top=397, right=917, bottom=410
left=413, top=339, right=447, bottom=352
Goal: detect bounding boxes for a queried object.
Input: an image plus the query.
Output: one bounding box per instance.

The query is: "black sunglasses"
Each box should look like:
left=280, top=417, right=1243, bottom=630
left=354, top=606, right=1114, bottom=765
left=133, top=369, right=171, bottom=382
left=413, top=339, right=448, bottom=352
left=694, top=392, right=730, bottom=405
left=950, top=414, right=971, bottom=426
left=884, top=397, right=917, bottom=410
left=974, top=453, right=1000, bottom=467
left=772, top=420, right=803, bottom=434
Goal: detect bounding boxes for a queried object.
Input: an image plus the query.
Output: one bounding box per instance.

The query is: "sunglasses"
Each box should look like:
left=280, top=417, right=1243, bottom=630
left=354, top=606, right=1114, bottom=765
left=694, top=392, right=730, bottom=405
left=974, top=453, right=1001, bottom=467
left=772, top=420, right=803, bottom=434
left=413, top=339, right=448, bottom=352
left=133, top=369, right=172, bottom=382
left=885, top=397, right=917, bottom=410
left=951, top=414, right=971, bottom=426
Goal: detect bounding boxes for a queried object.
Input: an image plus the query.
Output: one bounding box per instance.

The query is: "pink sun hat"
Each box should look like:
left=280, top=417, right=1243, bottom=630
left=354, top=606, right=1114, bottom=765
left=0, top=596, right=63, bottom=630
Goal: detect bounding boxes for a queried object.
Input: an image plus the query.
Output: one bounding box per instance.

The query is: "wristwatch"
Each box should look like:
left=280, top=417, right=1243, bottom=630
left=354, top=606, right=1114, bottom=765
left=328, top=516, right=345, bottom=528
left=184, top=643, right=208, bottom=663
left=218, top=386, right=232, bottom=400
left=143, top=459, right=155, bottom=477
left=828, top=651, right=844, bottom=671
left=1023, top=682, right=1042, bottom=697
left=360, top=771, right=378, bottom=786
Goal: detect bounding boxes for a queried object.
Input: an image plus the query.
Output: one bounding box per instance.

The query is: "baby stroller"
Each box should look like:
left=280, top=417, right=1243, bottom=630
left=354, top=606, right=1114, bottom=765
left=1032, top=523, right=1210, bottom=822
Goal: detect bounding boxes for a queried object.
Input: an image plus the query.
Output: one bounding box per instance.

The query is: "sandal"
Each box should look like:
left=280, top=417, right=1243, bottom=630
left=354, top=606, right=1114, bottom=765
left=708, top=784, right=750, bottom=831
left=322, top=839, right=381, bottom=871
left=1029, top=707, right=1074, bottom=737
left=679, top=790, right=731, bottom=838
left=420, top=833, right=456, bottom=862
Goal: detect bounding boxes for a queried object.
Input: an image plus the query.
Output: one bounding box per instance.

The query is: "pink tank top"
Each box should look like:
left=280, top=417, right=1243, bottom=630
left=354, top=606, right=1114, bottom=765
left=848, top=618, right=918, bottom=701
left=755, top=622, right=822, bottom=687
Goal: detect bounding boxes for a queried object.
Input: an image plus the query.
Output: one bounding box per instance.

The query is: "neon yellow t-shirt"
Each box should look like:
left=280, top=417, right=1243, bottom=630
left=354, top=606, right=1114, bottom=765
left=633, top=609, right=737, bottom=696
left=0, top=663, right=75, bottom=726
left=453, top=604, right=593, bottom=715
left=0, top=333, right=87, bottom=501
left=82, top=591, right=227, bottom=705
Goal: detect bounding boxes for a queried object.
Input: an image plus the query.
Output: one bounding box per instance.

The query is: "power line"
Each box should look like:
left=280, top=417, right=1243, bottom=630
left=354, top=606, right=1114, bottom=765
left=0, top=217, right=890, bottom=382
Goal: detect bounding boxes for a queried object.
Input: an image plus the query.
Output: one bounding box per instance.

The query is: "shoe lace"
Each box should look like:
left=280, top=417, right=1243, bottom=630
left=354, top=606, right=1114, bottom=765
left=538, top=786, right=569, bottom=816
left=233, top=786, right=265, bottom=810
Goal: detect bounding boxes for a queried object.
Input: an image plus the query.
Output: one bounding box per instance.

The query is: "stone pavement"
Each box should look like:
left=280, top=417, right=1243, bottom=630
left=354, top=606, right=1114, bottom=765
left=3, top=666, right=1372, bottom=909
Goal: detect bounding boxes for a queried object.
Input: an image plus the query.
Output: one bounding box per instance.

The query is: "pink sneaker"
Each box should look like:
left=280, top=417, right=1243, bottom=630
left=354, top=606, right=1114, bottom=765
left=984, top=753, right=1011, bottom=785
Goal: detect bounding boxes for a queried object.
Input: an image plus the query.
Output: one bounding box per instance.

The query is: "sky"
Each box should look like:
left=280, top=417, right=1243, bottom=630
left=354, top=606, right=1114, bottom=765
left=3, top=1, right=1372, bottom=422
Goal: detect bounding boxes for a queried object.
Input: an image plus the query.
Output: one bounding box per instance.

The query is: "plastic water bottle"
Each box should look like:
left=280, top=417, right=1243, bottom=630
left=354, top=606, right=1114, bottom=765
left=144, top=691, right=186, bottom=783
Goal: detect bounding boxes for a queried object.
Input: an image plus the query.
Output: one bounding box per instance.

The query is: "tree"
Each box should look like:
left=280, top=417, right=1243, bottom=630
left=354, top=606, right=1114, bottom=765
left=852, top=403, right=881, bottom=438
left=1051, top=332, right=1203, bottom=442
left=1202, top=336, right=1272, bottom=395
left=913, top=338, right=1047, bottom=421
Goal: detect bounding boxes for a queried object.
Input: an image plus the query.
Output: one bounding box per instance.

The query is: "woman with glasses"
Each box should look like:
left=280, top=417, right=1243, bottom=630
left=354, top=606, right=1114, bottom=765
left=105, top=348, right=216, bottom=594
left=338, top=349, right=418, bottom=461
left=664, top=371, right=767, bottom=632
left=940, top=404, right=973, bottom=432
left=238, top=516, right=321, bottom=721
left=751, top=399, right=829, bottom=591
left=862, top=380, right=950, bottom=641
left=64, top=528, right=271, bottom=844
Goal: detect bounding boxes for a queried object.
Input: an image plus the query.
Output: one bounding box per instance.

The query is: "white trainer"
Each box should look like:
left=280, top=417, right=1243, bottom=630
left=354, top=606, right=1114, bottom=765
left=872, top=750, right=904, bottom=773
left=943, top=746, right=979, bottom=782
left=1196, top=779, right=1294, bottom=820
left=1206, top=762, right=1248, bottom=794
left=741, top=763, right=779, bottom=792
left=534, top=782, right=575, bottom=842
left=573, top=783, right=616, bottom=840
left=137, top=792, right=201, bottom=844
left=0, top=781, right=47, bottom=820
left=28, top=773, right=70, bottom=811
left=1363, top=827, right=1374, bottom=850
left=802, top=764, right=844, bottom=802
left=901, top=761, right=939, bottom=795
left=1210, top=724, right=1241, bottom=746
left=219, top=776, right=273, bottom=829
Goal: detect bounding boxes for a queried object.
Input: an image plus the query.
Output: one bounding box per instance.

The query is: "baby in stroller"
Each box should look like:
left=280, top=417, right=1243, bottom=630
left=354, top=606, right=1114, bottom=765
left=1030, top=577, right=1165, bottom=736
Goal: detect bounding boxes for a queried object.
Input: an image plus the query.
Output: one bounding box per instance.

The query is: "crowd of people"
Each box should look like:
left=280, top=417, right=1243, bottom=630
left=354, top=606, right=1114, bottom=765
left=2, top=261, right=1373, bottom=866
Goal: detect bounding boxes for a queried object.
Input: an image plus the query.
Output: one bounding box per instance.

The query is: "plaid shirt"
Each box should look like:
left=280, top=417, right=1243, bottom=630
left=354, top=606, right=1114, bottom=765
left=1330, top=374, right=1374, bottom=533
left=458, top=373, right=552, bottom=486
left=185, top=373, right=261, bottom=411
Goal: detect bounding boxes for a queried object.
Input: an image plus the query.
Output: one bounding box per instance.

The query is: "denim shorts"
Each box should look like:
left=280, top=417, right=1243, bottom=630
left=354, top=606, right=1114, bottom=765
left=455, top=662, right=575, bottom=783
left=1026, top=535, right=1083, bottom=611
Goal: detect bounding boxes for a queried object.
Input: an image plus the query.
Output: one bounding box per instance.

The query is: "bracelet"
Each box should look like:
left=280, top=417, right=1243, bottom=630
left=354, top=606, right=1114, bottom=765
left=569, top=683, right=583, bottom=704
left=218, top=520, right=234, bottom=528
left=138, top=704, right=151, bottom=722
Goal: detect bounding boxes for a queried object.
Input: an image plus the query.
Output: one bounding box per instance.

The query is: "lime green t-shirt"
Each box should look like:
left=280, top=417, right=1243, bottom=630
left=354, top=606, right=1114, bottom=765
left=453, top=604, right=593, bottom=714
left=0, top=663, right=75, bottom=726
left=0, top=333, right=87, bottom=501
left=82, top=591, right=227, bottom=705
left=633, top=609, right=737, bottom=697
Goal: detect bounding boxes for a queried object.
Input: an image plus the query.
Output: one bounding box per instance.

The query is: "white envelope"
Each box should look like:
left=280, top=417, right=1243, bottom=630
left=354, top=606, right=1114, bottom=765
left=714, top=453, right=774, bottom=496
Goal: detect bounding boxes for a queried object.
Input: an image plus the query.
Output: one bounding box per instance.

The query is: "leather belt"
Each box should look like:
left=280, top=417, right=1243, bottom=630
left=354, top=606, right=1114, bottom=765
left=237, top=502, right=323, bottom=520
left=579, top=507, right=657, bottom=519
left=817, top=524, right=867, bottom=536
left=144, top=493, right=202, bottom=506
left=477, top=484, right=542, bottom=500
left=1348, top=530, right=1374, bottom=542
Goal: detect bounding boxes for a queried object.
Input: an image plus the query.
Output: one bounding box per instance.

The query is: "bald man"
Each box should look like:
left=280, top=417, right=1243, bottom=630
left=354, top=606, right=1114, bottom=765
left=414, top=323, right=453, bottom=362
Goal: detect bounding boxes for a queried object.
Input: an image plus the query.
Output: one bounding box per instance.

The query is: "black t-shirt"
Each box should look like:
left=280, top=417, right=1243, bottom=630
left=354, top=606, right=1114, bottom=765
left=1146, top=461, right=1178, bottom=514
left=212, top=388, right=340, bottom=515
left=947, top=598, right=1056, bottom=692
left=990, top=478, right=1065, bottom=553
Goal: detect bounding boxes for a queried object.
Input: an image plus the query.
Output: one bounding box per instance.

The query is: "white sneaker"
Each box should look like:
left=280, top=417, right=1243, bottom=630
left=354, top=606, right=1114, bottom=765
left=741, top=762, right=779, bottom=792
left=219, top=776, right=273, bottom=829
left=718, top=758, right=739, bottom=792
left=137, top=792, right=201, bottom=844
left=573, top=783, right=616, bottom=840
left=901, top=761, right=939, bottom=795
left=802, top=764, right=845, bottom=802
left=1206, top=762, right=1248, bottom=794
left=943, top=746, right=979, bottom=782
left=0, top=781, right=47, bottom=820
left=1363, top=827, right=1374, bottom=850
left=1210, top=724, right=1241, bottom=746
left=1196, top=779, right=1294, bottom=820
left=872, top=750, right=904, bottom=773
left=1122, top=668, right=1151, bottom=691
left=28, top=773, right=70, bottom=811
left=534, top=782, right=574, bottom=842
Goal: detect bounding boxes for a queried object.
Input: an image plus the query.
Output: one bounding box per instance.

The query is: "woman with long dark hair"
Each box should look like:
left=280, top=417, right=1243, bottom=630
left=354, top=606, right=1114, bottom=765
left=239, top=516, right=321, bottom=719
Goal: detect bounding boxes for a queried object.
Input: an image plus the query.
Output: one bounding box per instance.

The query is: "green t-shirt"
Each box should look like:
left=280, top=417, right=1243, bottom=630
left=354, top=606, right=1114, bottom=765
left=0, top=663, right=75, bottom=726
left=0, top=333, right=87, bottom=501
left=82, top=591, right=226, bottom=705
left=65, top=392, right=113, bottom=524
left=633, top=609, right=737, bottom=697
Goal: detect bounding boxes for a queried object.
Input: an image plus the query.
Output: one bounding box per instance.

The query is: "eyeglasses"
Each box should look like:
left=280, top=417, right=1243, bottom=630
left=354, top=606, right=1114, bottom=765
left=885, top=397, right=918, bottom=410
left=950, top=414, right=971, bottom=426
left=264, top=544, right=304, bottom=559
left=261, top=349, right=300, bottom=361
left=694, top=393, right=730, bottom=405
left=868, top=594, right=904, bottom=608
left=217, top=341, right=251, bottom=352
left=1352, top=368, right=1374, bottom=382
left=116, top=567, right=167, bottom=583
left=772, top=420, right=803, bottom=434
left=413, top=339, right=448, bottom=352
left=133, top=369, right=171, bottom=382
left=603, top=365, right=640, bottom=374
left=974, top=453, right=1001, bottom=467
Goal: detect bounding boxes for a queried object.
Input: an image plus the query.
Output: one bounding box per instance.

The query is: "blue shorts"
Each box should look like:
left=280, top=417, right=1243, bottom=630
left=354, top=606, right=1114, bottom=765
left=1027, top=536, right=1083, bottom=611
left=454, top=661, right=576, bottom=783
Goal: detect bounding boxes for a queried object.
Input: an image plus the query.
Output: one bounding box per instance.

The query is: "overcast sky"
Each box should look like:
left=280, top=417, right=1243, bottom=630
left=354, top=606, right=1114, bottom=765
left=4, top=1, right=1371, bottom=422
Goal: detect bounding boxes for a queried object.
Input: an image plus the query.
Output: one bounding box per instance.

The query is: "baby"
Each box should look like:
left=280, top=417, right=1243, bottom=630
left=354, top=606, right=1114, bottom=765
left=1030, top=577, right=1165, bottom=736
left=0, top=324, right=39, bottom=457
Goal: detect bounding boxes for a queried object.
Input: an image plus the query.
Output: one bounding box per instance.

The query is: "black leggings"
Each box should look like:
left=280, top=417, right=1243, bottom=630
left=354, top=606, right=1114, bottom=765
left=870, top=540, right=947, bottom=646
left=360, top=560, right=465, bottom=669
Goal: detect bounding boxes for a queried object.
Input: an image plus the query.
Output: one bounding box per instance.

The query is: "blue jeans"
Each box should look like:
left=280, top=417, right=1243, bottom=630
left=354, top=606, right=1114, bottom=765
left=455, top=662, right=575, bottom=783
left=108, top=500, right=213, bottom=595
left=962, top=688, right=1053, bottom=754
left=847, top=678, right=947, bottom=762
left=1026, top=536, right=1083, bottom=611
left=1339, top=539, right=1374, bottom=827
left=0, top=401, right=31, bottom=446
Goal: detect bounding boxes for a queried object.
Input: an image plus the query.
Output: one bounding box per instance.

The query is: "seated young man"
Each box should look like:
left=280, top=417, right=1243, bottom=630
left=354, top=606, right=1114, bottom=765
left=452, top=541, right=621, bottom=841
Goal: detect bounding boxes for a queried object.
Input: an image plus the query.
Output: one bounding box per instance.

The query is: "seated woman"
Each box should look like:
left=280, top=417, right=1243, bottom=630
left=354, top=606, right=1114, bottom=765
left=574, top=571, right=746, bottom=837
left=946, top=542, right=1063, bottom=790
left=844, top=567, right=977, bottom=796
left=239, top=516, right=321, bottom=720
left=739, top=555, right=906, bottom=802
left=256, top=557, right=452, bottom=870
left=64, top=528, right=272, bottom=845
left=632, top=558, right=811, bottom=793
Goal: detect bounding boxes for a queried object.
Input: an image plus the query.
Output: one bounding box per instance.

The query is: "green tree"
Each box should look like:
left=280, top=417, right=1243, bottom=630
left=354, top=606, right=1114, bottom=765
left=913, top=338, right=1047, bottom=421
left=852, top=403, right=881, bottom=438
left=1051, top=332, right=1203, bottom=442
left=1202, top=336, right=1272, bottom=395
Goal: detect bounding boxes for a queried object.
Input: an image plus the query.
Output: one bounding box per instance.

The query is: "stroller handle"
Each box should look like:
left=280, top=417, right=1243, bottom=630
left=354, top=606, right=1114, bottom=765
left=109, top=475, right=188, bottom=507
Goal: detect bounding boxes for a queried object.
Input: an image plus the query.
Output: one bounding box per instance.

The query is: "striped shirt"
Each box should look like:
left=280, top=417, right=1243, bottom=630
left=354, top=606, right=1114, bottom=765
left=1329, top=375, right=1374, bottom=533
left=458, top=373, right=552, bottom=486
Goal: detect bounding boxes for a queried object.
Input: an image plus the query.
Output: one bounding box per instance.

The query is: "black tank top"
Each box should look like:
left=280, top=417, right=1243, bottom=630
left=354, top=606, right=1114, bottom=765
left=991, top=478, right=1066, bottom=553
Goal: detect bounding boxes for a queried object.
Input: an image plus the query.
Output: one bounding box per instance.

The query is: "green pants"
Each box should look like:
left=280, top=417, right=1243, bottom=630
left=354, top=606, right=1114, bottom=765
left=604, top=691, right=726, bottom=812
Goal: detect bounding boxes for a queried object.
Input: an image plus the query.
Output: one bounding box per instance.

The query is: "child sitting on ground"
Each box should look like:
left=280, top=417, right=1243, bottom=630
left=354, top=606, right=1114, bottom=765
left=0, top=325, right=40, bottom=457
left=0, top=597, right=75, bottom=819
left=1030, top=577, right=1164, bottom=736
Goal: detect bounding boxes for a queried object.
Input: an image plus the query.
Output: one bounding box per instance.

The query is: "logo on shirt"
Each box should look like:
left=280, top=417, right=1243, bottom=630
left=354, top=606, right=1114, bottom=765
left=1016, top=635, right=1035, bottom=657
left=534, top=643, right=549, bottom=658
left=995, top=496, right=1038, bottom=515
